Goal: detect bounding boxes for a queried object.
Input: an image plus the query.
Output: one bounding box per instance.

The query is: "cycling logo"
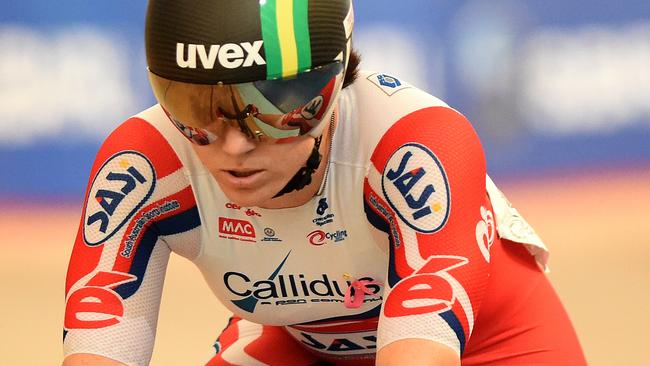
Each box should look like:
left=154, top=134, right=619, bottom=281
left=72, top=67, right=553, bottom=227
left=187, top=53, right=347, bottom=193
left=307, top=229, right=348, bottom=246
left=381, top=143, right=450, bottom=233
left=225, top=251, right=381, bottom=313
left=261, top=227, right=282, bottom=242
left=367, top=72, right=411, bottom=96
left=219, top=217, right=256, bottom=242
left=313, top=197, right=335, bottom=226
left=83, top=151, right=156, bottom=246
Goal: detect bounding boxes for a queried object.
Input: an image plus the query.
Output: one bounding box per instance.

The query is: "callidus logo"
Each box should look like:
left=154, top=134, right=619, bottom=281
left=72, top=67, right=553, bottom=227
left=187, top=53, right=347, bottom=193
left=224, top=252, right=380, bottom=313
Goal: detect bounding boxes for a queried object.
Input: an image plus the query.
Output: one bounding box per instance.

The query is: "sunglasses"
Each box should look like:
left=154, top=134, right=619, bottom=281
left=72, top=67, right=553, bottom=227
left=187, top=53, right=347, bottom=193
left=150, top=61, right=344, bottom=145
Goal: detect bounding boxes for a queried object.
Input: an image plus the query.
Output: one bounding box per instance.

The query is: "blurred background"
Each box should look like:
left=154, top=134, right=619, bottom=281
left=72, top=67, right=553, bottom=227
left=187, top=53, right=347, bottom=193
left=1, top=0, right=648, bottom=364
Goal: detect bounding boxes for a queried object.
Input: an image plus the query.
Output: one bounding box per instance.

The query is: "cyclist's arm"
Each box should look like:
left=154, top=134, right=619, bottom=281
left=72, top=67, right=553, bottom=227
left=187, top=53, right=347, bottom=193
left=63, top=353, right=127, bottom=366
left=364, top=106, right=491, bottom=363
left=63, top=117, right=202, bottom=365
left=377, top=339, right=459, bottom=366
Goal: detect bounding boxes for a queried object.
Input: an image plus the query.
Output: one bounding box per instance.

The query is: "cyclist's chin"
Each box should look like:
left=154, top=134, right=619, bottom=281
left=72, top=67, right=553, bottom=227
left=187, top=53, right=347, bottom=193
left=216, top=174, right=283, bottom=208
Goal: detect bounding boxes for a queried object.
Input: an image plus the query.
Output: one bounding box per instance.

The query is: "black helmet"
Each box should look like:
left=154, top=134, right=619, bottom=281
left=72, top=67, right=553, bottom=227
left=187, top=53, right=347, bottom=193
left=146, top=0, right=353, bottom=141
left=146, top=0, right=354, bottom=85
left=145, top=0, right=354, bottom=197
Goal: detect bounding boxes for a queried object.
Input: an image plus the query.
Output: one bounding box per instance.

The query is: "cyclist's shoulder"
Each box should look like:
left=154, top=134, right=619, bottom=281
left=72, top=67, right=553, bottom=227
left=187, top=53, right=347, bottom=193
left=345, top=70, right=462, bottom=139
left=340, top=71, right=476, bottom=162
left=92, top=105, right=190, bottom=177
left=77, top=104, right=203, bottom=263
left=105, top=104, right=172, bottom=149
left=347, top=70, right=449, bottom=116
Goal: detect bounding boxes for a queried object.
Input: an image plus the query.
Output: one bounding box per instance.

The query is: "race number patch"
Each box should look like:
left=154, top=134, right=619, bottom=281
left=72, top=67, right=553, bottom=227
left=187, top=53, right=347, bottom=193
left=381, top=143, right=450, bottom=233
left=83, top=151, right=156, bottom=246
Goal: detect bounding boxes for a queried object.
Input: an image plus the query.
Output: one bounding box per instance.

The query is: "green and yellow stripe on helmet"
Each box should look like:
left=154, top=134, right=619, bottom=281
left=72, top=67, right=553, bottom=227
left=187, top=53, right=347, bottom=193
left=260, top=0, right=312, bottom=79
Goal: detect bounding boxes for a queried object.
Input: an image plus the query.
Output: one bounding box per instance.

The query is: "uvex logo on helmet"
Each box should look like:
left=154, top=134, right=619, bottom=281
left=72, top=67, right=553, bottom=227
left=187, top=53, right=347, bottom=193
left=176, top=41, right=266, bottom=70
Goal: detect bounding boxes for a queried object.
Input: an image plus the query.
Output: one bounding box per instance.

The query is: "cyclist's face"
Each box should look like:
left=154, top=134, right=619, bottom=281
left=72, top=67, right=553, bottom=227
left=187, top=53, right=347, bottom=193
left=190, top=123, right=316, bottom=207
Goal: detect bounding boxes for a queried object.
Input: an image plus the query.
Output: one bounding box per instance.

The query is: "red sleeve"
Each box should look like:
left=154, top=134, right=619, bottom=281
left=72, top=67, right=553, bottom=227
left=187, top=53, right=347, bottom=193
left=363, top=107, right=494, bottom=355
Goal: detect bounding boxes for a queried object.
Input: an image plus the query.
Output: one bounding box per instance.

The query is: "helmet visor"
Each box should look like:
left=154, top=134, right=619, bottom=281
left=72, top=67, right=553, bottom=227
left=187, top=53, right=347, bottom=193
left=149, top=61, right=344, bottom=144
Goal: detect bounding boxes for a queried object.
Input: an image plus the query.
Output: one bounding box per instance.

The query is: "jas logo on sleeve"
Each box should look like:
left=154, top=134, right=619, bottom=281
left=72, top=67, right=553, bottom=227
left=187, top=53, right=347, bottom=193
left=83, top=151, right=156, bottom=246
left=382, top=143, right=450, bottom=233
left=176, top=41, right=266, bottom=69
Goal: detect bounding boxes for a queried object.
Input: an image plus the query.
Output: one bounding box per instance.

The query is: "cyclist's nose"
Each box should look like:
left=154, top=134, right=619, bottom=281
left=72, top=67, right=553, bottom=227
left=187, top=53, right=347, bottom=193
left=219, top=123, right=257, bottom=156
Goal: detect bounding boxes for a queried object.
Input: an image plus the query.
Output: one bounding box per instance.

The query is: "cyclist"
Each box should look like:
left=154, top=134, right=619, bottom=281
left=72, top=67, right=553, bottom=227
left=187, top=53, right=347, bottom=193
left=63, top=0, right=586, bottom=365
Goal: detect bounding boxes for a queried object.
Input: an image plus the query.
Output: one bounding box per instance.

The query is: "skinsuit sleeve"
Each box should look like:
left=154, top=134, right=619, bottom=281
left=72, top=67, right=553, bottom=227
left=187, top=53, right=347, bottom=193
left=63, top=117, right=201, bottom=366
left=363, top=106, right=491, bottom=358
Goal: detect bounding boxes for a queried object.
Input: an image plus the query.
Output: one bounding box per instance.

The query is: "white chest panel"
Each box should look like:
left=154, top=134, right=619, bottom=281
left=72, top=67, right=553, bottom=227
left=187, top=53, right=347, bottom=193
left=192, top=160, right=388, bottom=325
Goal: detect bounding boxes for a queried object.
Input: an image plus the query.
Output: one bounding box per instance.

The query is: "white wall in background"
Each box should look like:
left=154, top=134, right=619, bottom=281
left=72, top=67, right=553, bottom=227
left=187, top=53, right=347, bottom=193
left=521, top=23, right=650, bottom=135
left=354, top=25, right=442, bottom=96
left=0, top=25, right=143, bottom=145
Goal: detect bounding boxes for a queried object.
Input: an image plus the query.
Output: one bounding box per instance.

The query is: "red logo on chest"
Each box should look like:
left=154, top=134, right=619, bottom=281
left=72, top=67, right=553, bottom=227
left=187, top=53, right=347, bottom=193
left=219, top=217, right=256, bottom=239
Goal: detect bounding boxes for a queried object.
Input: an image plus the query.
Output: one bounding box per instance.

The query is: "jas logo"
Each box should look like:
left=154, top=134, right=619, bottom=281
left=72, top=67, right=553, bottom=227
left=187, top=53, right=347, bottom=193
left=298, top=331, right=377, bottom=354
left=83, top=151, right=156, bottom=246
left=381, top=143, right=450, bottom=233
left=176, top=41, right=265, bottom=70
left=219, top=217, right=256, bottom=242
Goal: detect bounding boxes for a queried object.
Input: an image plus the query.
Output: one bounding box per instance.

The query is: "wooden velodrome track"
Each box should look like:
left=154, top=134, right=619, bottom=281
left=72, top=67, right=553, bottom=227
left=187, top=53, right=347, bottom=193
left=2, top=168, right=648, bottom=365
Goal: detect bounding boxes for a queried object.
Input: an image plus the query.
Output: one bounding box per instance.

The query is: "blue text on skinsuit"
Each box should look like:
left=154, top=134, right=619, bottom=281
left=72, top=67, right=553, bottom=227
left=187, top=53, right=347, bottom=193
left=385, top=150, right=436, bottom=220
left=382, top=143, right=451, bottom=233
left=115, top=206, right=201, bottom=299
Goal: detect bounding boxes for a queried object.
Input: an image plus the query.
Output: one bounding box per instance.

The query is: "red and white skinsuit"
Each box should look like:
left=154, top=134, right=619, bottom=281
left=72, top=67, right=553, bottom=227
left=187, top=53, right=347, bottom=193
left=63, top=71, right=586, bottom=366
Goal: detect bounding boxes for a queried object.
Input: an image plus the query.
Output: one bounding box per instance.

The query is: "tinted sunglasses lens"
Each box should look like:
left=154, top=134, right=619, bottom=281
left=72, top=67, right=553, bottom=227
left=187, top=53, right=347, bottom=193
left=150, top=61, right=343, bottom=143
left=243, top=62, right=344, bottom=138
left=172, top=118, right=217, bottom=145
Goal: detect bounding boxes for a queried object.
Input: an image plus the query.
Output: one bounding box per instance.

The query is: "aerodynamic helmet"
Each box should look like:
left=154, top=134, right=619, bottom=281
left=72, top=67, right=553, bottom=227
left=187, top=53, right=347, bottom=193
left=145, top=0, right=354, bottom=143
